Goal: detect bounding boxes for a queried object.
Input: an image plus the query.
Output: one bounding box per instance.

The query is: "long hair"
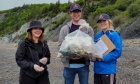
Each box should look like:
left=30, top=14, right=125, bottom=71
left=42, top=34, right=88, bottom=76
left=108, top=19, right=114, bottom=30
left=25, top=31, right=44, bottom=43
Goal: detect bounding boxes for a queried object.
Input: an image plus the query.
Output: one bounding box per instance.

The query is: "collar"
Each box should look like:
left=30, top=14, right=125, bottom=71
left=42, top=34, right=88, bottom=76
left=102, top=30, right=114, bottom=35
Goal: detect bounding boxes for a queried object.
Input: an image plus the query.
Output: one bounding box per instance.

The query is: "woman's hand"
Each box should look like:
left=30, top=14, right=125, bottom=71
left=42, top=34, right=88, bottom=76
left=34, top=64, right=44, bottom=72
left=39, top=57, right=48, bottom=65
left=89, top=57, right=96, bottom=62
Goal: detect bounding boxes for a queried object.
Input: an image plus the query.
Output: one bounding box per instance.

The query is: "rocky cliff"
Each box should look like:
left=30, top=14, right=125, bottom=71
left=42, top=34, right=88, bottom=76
left=0, top=12, right=67, bottom=43
left=119, top=18, right=140, bottom=39
left=0, top=12, right=140, bottom=43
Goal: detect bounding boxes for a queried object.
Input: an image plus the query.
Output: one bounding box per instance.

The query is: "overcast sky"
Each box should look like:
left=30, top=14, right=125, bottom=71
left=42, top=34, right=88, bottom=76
left=0, top=0, right=75, bottom=11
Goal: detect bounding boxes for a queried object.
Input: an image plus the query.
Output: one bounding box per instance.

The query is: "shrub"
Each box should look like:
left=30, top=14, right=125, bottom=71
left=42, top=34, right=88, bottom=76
left=93, top=5, right=119, bottom=17
left=76, top=0, right=84, bottom=6
left=18, top=32, right=26, bottom=40
left=43, top=24, right=49, bottom=29
left=47, top=11, right=56, bottom=18
left=99, top=0, right=109, bottom=7
left=115, top=0, right=134, bottom=11
left=127, top=2, right=140, bottom=17
left=49, top=17, right=67, bottom=31
left=113, top=15, right=125, bottom=28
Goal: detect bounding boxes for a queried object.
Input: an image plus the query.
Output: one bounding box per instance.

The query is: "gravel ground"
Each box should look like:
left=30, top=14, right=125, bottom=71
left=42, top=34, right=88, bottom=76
left=0, top=38, right=140, bottom=84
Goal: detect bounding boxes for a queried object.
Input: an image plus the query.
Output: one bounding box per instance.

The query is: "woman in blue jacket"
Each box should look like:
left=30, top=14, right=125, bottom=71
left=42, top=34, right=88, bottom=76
left=93, top=13, right=122, bottom=84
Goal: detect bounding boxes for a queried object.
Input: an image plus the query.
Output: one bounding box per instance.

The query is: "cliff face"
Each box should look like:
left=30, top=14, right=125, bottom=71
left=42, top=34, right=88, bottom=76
left=119, top=18, right=140, bottom=39
left=0, top=12, right=67, bottom=43
left=0, top=12, right=140, bottom=43
left=0, top=13, right=5, bottom=22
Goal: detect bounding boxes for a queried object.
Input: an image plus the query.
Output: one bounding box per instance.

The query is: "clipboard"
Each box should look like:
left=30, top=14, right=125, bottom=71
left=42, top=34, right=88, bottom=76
left=101, top=34, right=116, bottom=55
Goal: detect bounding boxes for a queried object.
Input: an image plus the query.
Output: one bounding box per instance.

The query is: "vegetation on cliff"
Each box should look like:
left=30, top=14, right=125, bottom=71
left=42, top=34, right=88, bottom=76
left=0, top=0, right=140, bottom=37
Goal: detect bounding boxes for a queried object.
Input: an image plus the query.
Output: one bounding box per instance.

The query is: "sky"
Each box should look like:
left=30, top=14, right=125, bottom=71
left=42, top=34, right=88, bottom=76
left=0, top=0, right=75, bottom=11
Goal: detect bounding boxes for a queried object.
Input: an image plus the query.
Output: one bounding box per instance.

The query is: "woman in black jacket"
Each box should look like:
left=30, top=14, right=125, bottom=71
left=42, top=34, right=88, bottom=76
left=16, top=20, right=51, bottom=84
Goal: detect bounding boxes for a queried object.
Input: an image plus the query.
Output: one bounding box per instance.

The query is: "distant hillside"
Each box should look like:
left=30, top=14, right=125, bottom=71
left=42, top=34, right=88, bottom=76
left=0, top=0, right=140, bottom=43
left=0, top=2, right=72, bottom=36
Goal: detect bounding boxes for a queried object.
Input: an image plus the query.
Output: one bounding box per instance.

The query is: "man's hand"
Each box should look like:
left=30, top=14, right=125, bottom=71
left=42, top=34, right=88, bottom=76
left=78, top=19, right=89, bottom=29
left=39, top=57, right=48, bottom=65
left=34, top=64, right=44, bottom=72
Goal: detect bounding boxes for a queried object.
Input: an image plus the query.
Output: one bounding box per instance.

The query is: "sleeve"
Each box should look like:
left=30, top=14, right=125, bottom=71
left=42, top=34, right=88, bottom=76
left=45, top=43, right=51, bottom=65
left=103, top=34, right=122, bottom=62
left=58, top=25, right=67, bottom=50
left=15, top=40, right=34, bottom=70
left=58, top=25, right=71, bottom=63
left=88, top=26, right=94, bottom=38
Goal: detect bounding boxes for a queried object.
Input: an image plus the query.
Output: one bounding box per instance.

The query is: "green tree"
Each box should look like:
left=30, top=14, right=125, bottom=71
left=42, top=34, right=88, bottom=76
left=115, top=0, right=134, bottom=11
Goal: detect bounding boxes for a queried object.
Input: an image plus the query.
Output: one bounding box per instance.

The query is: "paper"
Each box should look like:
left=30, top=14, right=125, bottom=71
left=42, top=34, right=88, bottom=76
left=95, top=39, right=108, bottom=55
left=100, top=34, right=116, bottom=55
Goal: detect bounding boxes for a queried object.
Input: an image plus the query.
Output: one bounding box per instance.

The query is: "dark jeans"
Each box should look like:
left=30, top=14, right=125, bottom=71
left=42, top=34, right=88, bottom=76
left=63, top=65, right=89, bottom=84
left=19, top=71, right=50, bottom=84
left=94, top=74, right=116, bottom=84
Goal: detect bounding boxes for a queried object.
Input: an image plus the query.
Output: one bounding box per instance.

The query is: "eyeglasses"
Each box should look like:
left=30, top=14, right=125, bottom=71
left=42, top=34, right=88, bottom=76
left=98, top=20, right=106, bottom=23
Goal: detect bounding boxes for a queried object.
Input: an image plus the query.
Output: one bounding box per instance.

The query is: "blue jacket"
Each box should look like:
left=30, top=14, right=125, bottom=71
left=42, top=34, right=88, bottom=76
left=93, top=30, right=122, bottom=74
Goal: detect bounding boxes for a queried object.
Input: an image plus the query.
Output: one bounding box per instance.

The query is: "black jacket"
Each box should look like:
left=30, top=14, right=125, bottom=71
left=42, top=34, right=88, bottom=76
left=16, top=39, right=50, bottom=78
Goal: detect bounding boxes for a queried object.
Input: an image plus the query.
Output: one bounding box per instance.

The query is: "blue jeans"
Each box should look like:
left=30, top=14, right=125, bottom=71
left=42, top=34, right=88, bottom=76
left=63, top=65, right=89, bottom=84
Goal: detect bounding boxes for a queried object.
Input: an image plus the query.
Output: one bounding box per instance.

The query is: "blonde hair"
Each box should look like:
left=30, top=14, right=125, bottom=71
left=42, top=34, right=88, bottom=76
left=108, top=19, right=114, bottom=30
left=25, top=31, right=44, bottom=43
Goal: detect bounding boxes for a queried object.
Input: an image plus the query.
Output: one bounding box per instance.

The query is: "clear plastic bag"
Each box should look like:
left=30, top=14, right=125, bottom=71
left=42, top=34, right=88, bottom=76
left=59, top=29, right=97, bottom=58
